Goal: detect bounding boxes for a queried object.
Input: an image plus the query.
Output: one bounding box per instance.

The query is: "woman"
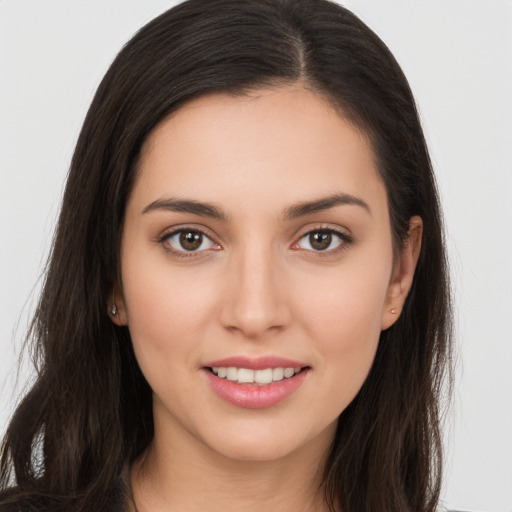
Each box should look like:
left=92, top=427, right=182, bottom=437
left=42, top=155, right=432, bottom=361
left=0, top=0, right=452, bottom=511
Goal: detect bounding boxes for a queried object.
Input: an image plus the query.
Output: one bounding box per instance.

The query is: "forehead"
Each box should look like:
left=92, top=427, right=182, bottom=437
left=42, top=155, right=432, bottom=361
left=131, top=86, right=386, bottom=216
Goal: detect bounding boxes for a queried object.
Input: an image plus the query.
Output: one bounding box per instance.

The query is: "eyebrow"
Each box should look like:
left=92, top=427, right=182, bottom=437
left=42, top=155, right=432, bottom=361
left=283, top=193, right=371, bottom=219
left=142, top=198, right=228, bottom=220
left=141, top=192, right=371, bottom=221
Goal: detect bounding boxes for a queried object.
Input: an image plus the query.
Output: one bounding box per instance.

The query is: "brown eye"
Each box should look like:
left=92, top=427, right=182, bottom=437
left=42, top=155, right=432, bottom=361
left=163, top=229, right=218, bottom=253
left=180, top=231, right=203, bottom=251
left=296, top=229, right=348, bottom=253
left=309, top=231, right=332, bottom=251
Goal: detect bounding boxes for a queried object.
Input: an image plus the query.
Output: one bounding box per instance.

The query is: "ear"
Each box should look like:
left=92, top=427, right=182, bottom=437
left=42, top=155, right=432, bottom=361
left=108, top=285, right=128, bottom=326
left=381, top=216, right=423, bottom=330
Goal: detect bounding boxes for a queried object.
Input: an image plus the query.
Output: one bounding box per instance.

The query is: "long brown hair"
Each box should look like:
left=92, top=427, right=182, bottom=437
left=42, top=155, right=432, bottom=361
left=0, top=1, right=452, bottom=510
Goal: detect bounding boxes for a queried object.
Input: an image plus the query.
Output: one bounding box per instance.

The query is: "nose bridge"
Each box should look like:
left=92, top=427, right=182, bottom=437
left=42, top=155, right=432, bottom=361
left=221, top=237, right=289, bottom=337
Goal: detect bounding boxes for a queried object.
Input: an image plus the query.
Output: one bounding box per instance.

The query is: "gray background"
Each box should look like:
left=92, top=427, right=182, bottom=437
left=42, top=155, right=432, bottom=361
left=1, top=1, right=511, bottom=510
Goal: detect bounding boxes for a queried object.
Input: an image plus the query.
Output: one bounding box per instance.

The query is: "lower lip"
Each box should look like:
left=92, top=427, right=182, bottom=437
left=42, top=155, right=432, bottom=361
left=203, top=369, right=309, bottom=409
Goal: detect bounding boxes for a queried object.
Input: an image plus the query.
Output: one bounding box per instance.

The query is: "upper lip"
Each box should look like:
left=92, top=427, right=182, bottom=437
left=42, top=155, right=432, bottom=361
left=203, top=356, right=308, bottom=370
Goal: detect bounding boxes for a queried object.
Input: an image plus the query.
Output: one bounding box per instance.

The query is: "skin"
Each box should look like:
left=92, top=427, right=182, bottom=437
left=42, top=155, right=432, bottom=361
left=113, top=85, right=422, bottom=512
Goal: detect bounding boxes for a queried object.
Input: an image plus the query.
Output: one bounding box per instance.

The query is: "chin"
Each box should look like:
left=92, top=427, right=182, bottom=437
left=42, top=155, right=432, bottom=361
left=212, top=438, right=302, bottom=463
left=198, top=419, right=336, bottom=465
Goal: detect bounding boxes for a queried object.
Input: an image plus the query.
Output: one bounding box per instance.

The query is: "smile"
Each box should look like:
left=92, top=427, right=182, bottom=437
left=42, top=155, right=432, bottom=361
left=203, top=361, right=309, bottom=409
left=210, top=366, right=302, bottom=385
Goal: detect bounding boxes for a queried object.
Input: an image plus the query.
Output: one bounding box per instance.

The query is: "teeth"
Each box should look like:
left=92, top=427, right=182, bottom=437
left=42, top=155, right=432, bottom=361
left=211, top=366, right=302, bottom=384
left=255, top=368, right=273, bottom=384
left=238, top=368, right=255, bottom=383
left=272, top=367, right=284, bottom=381
left=283, top=368, right=295, bottom=378
left=226, top=367, right=238, bottom=381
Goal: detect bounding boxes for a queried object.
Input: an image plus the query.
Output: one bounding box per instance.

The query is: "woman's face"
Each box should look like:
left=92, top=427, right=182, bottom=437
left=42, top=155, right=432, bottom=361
left=118, top=86, right=417, bottom=463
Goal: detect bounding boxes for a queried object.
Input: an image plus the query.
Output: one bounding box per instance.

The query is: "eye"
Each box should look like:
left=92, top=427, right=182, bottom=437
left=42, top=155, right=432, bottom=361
left=295, top=229, right=350, bottom=252
left=162, top=229, right=219, bottom=254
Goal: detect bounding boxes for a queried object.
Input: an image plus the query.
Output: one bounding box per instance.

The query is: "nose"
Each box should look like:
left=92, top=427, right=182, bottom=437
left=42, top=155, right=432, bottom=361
left=219, top=244, right=291, bottom=339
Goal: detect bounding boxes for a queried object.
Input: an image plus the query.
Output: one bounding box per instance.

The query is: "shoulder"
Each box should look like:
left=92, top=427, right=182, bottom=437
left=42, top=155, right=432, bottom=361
left=0, top=497, right=130, bottom=512
left=0, top=492, right=127, bottom=512
left=0, top=496, right=39, bottom=512
left=0, top=493, right=55, bottom=512
left=0, top=478, right=131, bottom=512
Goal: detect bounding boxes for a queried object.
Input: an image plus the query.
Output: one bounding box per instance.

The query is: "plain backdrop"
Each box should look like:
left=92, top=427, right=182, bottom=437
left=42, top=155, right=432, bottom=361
left=1, top=1, right=511, bottom=511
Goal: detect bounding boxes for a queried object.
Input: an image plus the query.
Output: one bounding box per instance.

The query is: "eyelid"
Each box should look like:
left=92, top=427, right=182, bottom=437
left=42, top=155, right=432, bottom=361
left=157, top=225, right=221, bottom=257
left=155, top=223, right=353, bottom=258
left=291, top=224, right=354, bottom=253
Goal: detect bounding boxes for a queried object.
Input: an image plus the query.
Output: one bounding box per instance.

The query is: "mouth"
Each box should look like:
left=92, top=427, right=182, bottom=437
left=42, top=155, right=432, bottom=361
left=202, top=358, right=310, bottom=409
left=207, top=366, right=307, bottom=385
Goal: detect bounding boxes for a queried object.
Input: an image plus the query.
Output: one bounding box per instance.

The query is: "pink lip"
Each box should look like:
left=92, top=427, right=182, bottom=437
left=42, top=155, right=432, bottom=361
left=203, top=369, right=308, bottom=409
left=203, top=355, right=307, bottom=370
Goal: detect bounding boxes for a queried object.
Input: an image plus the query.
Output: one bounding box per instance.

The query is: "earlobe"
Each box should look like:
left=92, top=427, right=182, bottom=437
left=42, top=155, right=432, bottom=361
left=381, top=216, right=423, bottom=330
left=108, top=286, right=128, bottom=326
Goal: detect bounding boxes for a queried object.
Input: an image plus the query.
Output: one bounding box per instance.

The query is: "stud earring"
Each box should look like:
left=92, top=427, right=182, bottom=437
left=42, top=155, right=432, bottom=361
left=390, top=308, right=398, bottom=314
left=110, top=304, right=118, bottom=317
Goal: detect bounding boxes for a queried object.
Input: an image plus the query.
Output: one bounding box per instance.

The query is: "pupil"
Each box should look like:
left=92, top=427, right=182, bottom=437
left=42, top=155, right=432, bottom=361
left=310, top=231, right=331, bottom=250
left=180, top=231, right=202, bottom=250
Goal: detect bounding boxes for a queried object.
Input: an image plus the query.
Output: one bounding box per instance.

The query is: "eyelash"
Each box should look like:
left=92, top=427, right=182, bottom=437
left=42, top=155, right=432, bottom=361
left=158, top=226, right=220, bottom=258
left=292, top=226, right=354, bottom=256
left=158, top=225, right=354, bottom=258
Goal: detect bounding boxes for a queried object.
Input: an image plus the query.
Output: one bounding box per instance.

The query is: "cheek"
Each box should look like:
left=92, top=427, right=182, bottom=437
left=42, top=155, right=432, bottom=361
left=292, top=255, right=392, bottom=397
left=296, top=260, right=391, bottom=340
left=120, top=251, right=219, bottom=375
